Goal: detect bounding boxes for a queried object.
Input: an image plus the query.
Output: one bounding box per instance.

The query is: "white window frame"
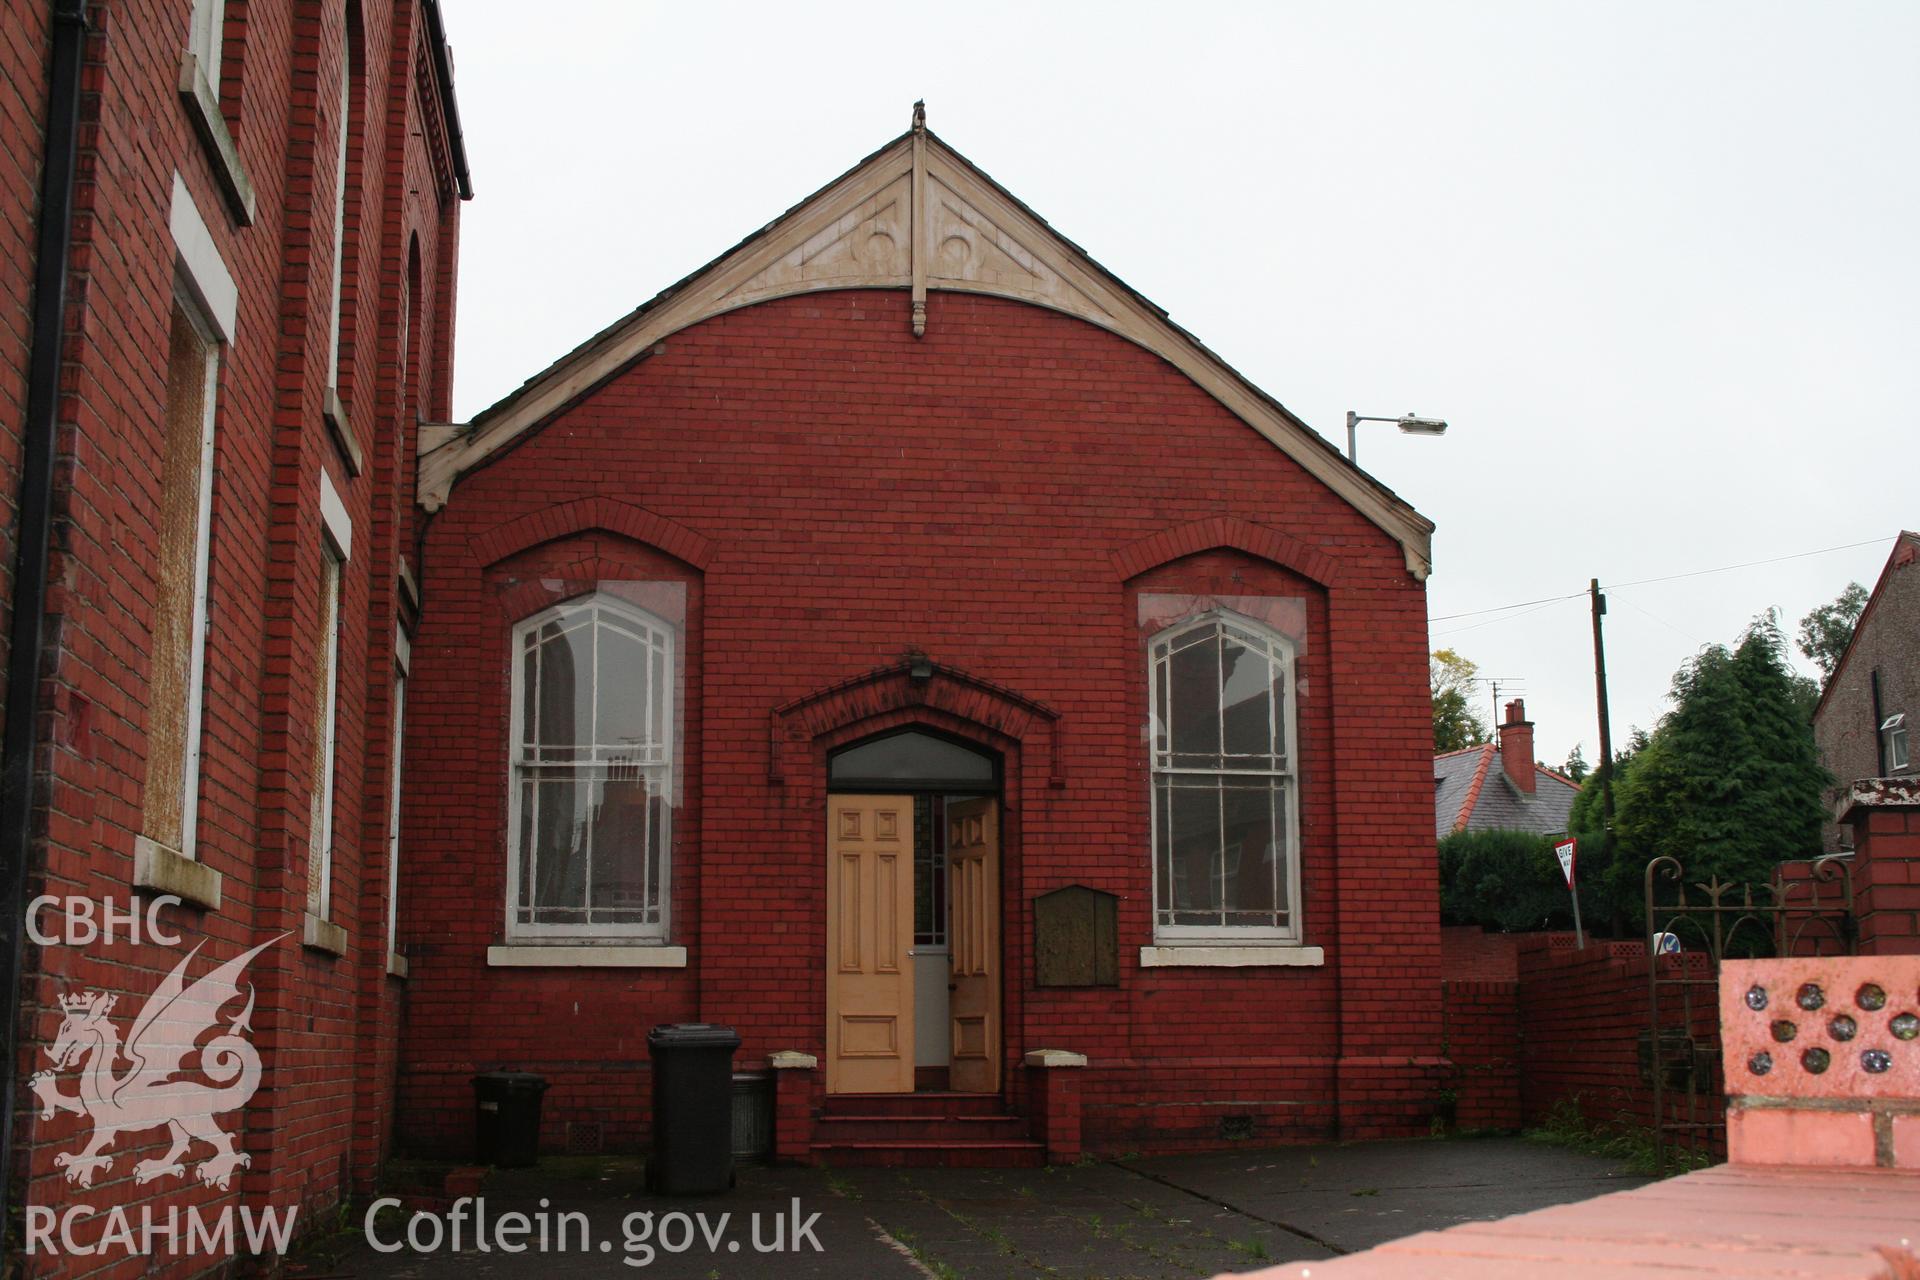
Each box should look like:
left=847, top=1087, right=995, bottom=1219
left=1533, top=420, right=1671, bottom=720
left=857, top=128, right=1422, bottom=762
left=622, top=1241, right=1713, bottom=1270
left=308, top=479, right=350, bottom=921
left=132, top=178, right=236, bottom=908
left=172, top=287, right=220, bottom=860
left=325, top=30, right=352, bottom=392
left=308, top=547, right=342, bottom=920
left=385, top=640, right=408, bottom=956
left=1885, top=712, right=1910, bottom=773
left=1148, top=609, right=1303, bottom=945
left=187, top=0, right=225, bottom=84
left=505, top=593, right=675, bottom=942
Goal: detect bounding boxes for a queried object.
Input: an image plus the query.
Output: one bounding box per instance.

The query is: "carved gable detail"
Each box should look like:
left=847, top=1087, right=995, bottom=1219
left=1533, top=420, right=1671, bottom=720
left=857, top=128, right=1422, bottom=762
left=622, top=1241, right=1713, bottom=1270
left=420, top=117, right=1432, bottom=579
left=721, top=173, right=913, bottom=307
left=924, top=172, right=1114, bottom=328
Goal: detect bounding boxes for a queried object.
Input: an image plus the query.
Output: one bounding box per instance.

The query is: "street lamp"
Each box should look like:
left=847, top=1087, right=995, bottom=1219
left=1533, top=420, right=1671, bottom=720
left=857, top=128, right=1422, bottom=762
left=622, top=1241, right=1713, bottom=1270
left=1345, top=410, right=1448, bottom=464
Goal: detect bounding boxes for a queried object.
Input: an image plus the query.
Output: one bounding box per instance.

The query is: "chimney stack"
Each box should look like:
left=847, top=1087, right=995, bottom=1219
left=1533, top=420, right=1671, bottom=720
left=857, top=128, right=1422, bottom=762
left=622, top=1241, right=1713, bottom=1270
left=1500, top=699, right=1536, bottom=794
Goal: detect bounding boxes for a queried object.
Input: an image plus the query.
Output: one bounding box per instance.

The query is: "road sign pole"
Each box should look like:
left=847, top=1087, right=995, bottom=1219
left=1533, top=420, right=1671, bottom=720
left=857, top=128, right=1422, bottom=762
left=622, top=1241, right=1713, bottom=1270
left=1569, top=873, right=1585, bottom=949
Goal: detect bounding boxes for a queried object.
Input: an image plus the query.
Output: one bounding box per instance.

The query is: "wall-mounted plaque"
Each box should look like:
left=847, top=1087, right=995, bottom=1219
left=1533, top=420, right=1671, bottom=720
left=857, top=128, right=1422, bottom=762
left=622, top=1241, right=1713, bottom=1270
left=1034, top=885, right=1118, bottom=987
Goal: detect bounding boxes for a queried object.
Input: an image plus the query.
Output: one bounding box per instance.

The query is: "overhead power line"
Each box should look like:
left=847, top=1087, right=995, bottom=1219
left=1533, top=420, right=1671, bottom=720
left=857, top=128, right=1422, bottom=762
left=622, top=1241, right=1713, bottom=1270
left=1431, top=596, right=1578, bottom=638
left=1430, top=592, right=1583, bottom=625
left=1427, top=534, right=1895, bottom=627
left=1602, top=536, right=1894, bottom=591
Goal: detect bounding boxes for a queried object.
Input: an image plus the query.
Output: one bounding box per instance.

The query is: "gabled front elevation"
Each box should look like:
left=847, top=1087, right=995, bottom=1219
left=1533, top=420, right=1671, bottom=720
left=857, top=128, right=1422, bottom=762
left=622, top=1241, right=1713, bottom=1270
left=418, top=107, right=1434, bottom=579
left=395, top=110, right=1445, bottom=1165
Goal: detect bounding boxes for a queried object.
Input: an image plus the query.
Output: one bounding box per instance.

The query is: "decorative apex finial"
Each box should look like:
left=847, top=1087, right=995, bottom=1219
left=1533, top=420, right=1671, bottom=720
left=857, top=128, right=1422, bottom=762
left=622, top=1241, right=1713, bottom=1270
left=912, top=100, right=926, bottom=133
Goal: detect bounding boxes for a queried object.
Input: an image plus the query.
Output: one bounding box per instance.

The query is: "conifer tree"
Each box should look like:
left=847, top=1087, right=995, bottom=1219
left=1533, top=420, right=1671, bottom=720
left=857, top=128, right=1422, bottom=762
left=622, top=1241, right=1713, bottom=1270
left=1607, top=616, right=1828, bottom=925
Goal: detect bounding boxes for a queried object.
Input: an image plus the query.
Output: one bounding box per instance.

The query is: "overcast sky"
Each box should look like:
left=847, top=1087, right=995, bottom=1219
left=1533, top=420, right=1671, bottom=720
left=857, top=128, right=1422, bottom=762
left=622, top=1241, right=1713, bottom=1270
left=444, top=2, right=1918, bottom=766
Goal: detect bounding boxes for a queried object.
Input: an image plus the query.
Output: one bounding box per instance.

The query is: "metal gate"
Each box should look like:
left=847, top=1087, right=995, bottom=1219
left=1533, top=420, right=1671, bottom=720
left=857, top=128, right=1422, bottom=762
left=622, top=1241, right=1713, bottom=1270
left=1642, top=853, right=1855, bottom=1174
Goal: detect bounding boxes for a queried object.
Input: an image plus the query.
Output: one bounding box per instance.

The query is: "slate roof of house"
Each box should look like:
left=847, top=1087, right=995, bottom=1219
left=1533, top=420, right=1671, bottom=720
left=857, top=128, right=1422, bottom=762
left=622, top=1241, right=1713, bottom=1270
left=1434, top=745, right=1582, bottom=839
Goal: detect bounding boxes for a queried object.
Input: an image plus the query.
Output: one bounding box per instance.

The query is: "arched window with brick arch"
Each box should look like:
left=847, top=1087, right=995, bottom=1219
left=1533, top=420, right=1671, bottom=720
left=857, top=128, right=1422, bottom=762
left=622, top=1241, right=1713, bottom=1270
left=507, top=592, right=675, bottom=940
left=1148, top=610, right=1301, bottom=943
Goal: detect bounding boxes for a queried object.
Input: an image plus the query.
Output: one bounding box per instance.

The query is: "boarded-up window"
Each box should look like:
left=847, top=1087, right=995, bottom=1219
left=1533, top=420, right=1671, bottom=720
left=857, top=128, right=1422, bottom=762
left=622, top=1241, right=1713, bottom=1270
left=307, top=546, right=342, bottom=918
left=385, top=671, right=406, bottom=953
left=142, top=295, right=219, bottom=856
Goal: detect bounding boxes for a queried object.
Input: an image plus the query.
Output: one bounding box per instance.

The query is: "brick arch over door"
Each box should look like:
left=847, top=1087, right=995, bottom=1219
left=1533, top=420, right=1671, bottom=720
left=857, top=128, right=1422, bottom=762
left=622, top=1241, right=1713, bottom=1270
left=768, top=658, right=1064, bottom=798
left=769, top=664, right=1050, bottom=1104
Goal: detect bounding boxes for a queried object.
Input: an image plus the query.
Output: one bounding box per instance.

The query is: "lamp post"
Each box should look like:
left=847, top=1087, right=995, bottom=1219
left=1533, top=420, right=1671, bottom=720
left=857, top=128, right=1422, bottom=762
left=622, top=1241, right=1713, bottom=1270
left=1345, top=410, right=1448, bottom=464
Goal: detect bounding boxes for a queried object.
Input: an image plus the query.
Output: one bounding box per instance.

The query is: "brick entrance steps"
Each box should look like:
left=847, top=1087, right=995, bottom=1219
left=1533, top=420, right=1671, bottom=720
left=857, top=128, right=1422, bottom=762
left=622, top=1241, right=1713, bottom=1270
left=810, top=1092, right=1044, bottom=1168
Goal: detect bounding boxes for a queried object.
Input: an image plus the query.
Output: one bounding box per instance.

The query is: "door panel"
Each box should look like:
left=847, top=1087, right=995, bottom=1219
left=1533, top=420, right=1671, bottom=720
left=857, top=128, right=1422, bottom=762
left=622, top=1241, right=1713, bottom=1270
left=826, top=795, right=915, bottom=1094
left=946, top=797, right=1000, bottom=1092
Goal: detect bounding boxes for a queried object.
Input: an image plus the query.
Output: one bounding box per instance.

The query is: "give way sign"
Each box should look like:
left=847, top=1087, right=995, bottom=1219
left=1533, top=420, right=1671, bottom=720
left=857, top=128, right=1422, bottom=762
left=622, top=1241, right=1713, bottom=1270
left=1553, top=838, right=1577, bottom=888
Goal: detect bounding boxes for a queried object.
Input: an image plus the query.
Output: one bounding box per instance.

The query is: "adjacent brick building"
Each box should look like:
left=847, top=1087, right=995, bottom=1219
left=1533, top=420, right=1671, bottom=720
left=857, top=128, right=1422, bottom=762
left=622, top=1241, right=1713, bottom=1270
left=1, top=0, right=468, bottom=1271
left=398, top=113, right=1447, bottom=1166
left=1814, top=531, right=1918, bottom=851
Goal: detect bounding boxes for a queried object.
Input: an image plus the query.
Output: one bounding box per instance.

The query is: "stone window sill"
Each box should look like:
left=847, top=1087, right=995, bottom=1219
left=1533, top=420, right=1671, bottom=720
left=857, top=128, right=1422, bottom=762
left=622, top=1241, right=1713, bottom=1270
left=132, top=836, right=223, bottom=911
left=1139, top=945, right=1324, bottom=968
left=303, top=912, right=348, bottom=956
left=487, top=944, right=688, bottom=969
left=386, top=950, right=410, bottom=979
left=323, top=387, right=365, bottom=475
left=177, top=53, right=256, bottom=225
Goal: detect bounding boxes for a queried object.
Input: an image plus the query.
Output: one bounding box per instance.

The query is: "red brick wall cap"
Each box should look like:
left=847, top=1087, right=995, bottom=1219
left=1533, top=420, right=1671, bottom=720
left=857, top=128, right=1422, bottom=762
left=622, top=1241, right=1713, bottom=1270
left=1835, top=777, right=1920, bottom=822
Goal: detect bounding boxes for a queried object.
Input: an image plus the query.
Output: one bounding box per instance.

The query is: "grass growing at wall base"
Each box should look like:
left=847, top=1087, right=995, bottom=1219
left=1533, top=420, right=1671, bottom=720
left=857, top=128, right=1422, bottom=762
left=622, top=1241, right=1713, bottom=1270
left=1524, top=1098, right=1715, bottom=1178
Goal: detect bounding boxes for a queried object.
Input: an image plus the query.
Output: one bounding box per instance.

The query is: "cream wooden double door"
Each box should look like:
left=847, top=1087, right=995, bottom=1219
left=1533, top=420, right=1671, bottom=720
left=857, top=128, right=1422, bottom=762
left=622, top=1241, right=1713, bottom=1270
left=825, top=794, right=999, bottom=1094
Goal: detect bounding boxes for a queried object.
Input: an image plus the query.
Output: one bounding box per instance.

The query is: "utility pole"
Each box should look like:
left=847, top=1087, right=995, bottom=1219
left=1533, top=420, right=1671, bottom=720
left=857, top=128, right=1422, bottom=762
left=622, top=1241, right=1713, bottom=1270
left=1589, top=578, right=1616, bottom=866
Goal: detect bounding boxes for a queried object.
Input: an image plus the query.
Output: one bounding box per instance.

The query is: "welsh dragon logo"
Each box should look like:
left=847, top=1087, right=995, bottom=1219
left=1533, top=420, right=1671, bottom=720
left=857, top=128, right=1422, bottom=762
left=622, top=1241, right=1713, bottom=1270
left=29, top=934, right=284, bottom=1190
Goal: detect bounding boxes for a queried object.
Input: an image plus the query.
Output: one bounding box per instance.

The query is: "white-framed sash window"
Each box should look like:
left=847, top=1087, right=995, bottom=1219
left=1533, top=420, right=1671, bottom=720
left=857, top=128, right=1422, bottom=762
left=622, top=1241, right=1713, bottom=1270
left=506, top=593, right=674, bottom=940
left=1149, top=611, right=1302, bottom=943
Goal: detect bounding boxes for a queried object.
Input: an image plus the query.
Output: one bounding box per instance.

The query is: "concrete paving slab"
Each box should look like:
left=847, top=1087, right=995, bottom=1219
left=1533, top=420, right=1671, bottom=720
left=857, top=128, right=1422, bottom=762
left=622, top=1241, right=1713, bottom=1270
left=323, top=1137, right=1643, bottom=1279
left=1126, top=1136, right=1652, bottom=1253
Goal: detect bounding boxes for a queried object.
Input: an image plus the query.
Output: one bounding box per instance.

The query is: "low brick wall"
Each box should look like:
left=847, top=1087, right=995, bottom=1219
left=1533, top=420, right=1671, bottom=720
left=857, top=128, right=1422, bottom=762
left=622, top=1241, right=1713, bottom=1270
left=1439, top=792, right=1920, bottom=1148
left=1441, top=926, right=1520, bottom=982
left=1442, top=979, right=1521, bottom=1128
left=1515, top=934, right=1723, bottom=1133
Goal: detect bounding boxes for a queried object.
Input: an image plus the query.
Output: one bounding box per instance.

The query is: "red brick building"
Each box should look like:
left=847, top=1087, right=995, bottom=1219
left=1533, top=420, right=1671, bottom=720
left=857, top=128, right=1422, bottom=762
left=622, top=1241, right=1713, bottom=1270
left=1813, top=531, right=1918, bottom=851
left=399, top=113, right=1445, bottom=1165
left=1, top=0, right=467, bottom=1269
